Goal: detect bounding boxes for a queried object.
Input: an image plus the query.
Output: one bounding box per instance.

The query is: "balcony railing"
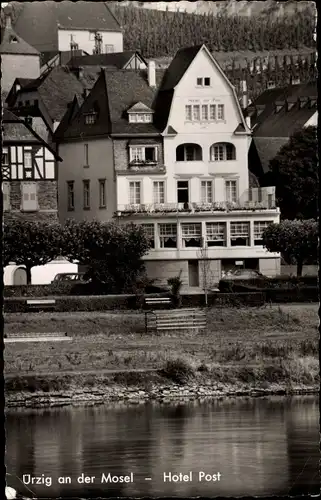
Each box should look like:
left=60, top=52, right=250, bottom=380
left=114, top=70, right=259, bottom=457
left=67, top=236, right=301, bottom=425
left=116, top=187, right=277, bottom=216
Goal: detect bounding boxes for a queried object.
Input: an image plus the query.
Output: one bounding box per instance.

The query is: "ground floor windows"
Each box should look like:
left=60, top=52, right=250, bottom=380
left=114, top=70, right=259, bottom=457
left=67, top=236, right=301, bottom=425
left=254, top=221, right=271, bottom=245
left=206, top=222, right=226, bottom=246
left=230, top=222, right=250, bottom=246
left=181, top=223, right=202, bottom=248
left=136, top=220, right=272, bottom=249
left=159, top=223, right=177, bottom=248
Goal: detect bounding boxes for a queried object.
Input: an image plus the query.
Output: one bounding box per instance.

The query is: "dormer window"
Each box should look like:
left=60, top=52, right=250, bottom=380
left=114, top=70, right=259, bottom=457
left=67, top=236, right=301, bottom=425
left=128, top=113, right=153, bottom=123
left=129, top=144, right=158, bottom=164
left=10, top=35, right=18, bottom=43
left=309, top=98, right=317, bottom=108
left=85, top=112, right=97, bottom=125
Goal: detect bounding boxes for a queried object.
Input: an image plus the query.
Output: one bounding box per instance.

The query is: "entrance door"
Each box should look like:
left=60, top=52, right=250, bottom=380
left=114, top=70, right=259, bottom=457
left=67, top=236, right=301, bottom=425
left=188, top=260, right=199, bottom=287
left=13, top=267, right=27, bottom=285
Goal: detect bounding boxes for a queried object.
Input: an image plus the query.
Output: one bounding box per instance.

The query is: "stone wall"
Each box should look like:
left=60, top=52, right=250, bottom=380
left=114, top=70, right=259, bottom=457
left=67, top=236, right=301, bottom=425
left=5, top=180, right=58, bottom=222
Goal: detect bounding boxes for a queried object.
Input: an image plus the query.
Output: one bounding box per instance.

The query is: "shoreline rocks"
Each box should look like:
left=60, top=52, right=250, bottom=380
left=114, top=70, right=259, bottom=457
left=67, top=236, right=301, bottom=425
left=5, top=383, right=319, bottom=408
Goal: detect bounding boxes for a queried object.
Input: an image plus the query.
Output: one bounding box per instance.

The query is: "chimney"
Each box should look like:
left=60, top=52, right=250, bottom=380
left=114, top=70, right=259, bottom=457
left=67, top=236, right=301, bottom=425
left=5, top=6, right=13, bottom=29
left=245, top=116, right=251, bottom=129
left=241, top=80, right=248, bottom=109
left=148, top=60, right=156, bottom=87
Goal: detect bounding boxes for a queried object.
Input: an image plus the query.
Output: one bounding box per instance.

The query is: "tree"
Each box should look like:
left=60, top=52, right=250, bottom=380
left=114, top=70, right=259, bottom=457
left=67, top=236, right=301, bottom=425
left=61, top=220, right=151, bottom=292
left=262, top=219, right=318, bottom=276
left=3, top=220, right=63, bottom=284
left=268, top=126, right=318, bottom=220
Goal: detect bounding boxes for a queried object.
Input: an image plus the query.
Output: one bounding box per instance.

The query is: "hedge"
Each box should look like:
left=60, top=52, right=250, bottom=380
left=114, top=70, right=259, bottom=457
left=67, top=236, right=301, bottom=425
left=231, top=284, right=319, bottom=303
left=3, top=283, right=168, bottom=298
left=219, top=275, right=318, bottom=292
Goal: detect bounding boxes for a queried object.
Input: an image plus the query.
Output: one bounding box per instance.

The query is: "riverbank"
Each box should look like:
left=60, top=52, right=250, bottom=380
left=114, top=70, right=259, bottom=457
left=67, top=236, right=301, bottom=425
left=4, top=305, right=318, bottom=408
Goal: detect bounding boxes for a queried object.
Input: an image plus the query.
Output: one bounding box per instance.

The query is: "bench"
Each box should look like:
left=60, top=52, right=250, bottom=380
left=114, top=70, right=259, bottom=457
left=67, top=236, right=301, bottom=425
left=144, top=296, right=172, bottom=309
left=4, top=331, right=71, bottom=342
left=26, top=299, right=56, bottom=311
left=145, top=308, right=207, bottom=334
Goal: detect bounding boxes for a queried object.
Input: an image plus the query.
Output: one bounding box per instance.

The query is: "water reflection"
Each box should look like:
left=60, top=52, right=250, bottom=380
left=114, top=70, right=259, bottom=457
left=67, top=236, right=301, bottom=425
left=5, top=396, right=319, bottom=498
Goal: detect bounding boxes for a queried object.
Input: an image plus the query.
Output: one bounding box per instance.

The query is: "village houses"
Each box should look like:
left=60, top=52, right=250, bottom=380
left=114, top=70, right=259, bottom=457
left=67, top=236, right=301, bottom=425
left=54, top=44, right=280, bottom=287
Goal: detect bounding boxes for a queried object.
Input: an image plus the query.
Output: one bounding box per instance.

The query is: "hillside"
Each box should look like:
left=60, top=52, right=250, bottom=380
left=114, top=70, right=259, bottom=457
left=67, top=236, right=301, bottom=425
left=109, top=3, right=315, bottom=58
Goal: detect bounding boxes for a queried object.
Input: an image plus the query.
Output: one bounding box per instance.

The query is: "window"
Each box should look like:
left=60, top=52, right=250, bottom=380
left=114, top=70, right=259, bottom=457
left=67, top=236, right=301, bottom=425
left=2, top=147, right=9, bottom=166
left=105, top=44, right=114, bottom=53
left=141, top=224, right=155, bottom=248
left=85, top=113, right=97, bottom=125
left=67, top=181, right=74, bottom=211
left=206, top=222, right=226, bottom=247
left=225, top=180, right=237, bottom=203
left=84, top=144, right=89, bottom=167
left=153, top=181, right=165, bottom=204
left=21, top=182, right=38, bottom=211
left=130, top=146, right=157, bottom=163
left=217, top=104, right=225, bottom=120
left=201, top=181, right=213, bottom=203
left=254, top=221, right=271, bottom=246
left=159, top=223, right=177, bottom=248
left=99, top=179, right=106, bottom=208
left=210, top=143, right=236, bottom=161
left=209, top=104, right=216, bottom=120
left=177, top=180, right=189, bottom=203
left=185, top=105, right=192, bottom=121
left=196, top=77, right=210, bottom=86
left=181, top=223, right=202, bottom=248
left=129, top=181, right=141, bottom=204
left=230, top=222, right=250, bottom=246
left=25, top=100, right=30, bottom=106
left=201, top=104, right=208, bottom=121
left=128, top=113, right=153, bottom=123
left=193, top=105, right=200, bottom=121
left=24, top=151, right=33, bottom=179
left=176, top=144, right=202, bottom=161
left=83, top=180, right=90, bottom=209
left=2, top=182, right=10, bottom=211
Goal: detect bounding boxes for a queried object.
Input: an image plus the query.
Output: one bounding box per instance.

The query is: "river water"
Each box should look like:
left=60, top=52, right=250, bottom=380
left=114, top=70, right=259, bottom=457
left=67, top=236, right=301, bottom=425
left=5, top=395, right=320, bottom=498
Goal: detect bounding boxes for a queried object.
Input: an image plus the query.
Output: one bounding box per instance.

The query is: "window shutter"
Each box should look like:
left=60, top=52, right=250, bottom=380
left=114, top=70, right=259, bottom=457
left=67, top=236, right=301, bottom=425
left=2, top=182, right=10, bottom=211
left=21, top=182, right=38, bottom=211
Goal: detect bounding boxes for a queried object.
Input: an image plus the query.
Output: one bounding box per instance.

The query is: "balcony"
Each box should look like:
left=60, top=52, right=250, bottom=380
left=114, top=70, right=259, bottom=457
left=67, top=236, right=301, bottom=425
left=115, top=187, right=277, bottom=216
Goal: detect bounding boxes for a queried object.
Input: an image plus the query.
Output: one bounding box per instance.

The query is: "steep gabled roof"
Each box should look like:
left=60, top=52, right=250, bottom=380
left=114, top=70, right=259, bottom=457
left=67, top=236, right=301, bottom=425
left=9, top=1, right=122, bottom=52
left=159, top=45, right=203, bottom=91
left=54, top=68, right=164, bottom=140
left=0, top=18, right=39, bottom=55
left=8, top=66, right=100, bottom=122
left=67, top=51, right=147, bottom=69
left=3, top=109, right=62, bottom=160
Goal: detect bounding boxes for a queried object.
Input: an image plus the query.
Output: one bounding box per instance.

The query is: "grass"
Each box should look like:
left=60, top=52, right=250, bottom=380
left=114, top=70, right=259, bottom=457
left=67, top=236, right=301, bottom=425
left=4, top=305, right=319, bottom=392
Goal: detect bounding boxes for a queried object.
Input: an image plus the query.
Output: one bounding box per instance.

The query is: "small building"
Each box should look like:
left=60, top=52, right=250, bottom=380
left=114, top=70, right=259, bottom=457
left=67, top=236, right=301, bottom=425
left=247, top=81, right=317, bottom=182
left=0, top=11, right=40, bottom=94
left=6, top=1, right=123, bottom=54
left=2, top=109, right=77, bottom=285
left=54, top=44, right=280, bottom=288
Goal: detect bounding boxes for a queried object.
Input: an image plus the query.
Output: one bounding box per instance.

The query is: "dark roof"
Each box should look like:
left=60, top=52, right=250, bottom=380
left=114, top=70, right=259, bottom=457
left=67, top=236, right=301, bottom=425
left=9, top=1, right=121, bottom=52
left=159, top=45, right=203, bottom=91
left=3, top=109, right=61, bottom=160
left=40, top=49, right=85, bottom=67
left=9, top=66, right=100, bottom=122
left=67, top=51, right=146, bottom=69
left=248, top=81, right=317, bottom=137
left=248, top=81, right=317, bottom=174
left=0, top=19, right=39, bottom=55
left=55, top=68, right=166, bottom=140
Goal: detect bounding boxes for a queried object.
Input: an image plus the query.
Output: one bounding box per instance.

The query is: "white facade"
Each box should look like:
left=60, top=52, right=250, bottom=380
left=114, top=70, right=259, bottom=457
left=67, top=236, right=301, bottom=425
left=116, top=46, right=280, bottom=285
left=57, top=29, right=123, bottom=54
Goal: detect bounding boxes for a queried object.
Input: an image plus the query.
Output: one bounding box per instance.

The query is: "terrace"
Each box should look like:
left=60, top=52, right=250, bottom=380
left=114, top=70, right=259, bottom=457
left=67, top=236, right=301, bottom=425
left=115, top=187, right=278, bottom=216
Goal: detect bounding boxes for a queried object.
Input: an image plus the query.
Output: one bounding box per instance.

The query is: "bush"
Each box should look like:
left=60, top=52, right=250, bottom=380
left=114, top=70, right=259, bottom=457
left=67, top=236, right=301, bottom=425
left=162, top=358, right=195, bottom=384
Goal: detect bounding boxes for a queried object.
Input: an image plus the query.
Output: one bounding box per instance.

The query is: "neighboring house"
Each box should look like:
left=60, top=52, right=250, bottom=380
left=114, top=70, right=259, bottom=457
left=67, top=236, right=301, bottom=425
left=2, top=109, right=77, bottom=284
left=6, top=1, right=123, bottom=54
left=0, top=13, right=40, bottom=94
left=54, top=44, right=280, bottom=288
left=5, top=65, right=101, bottom=142
left=247, top=81, right=317, bottom=182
